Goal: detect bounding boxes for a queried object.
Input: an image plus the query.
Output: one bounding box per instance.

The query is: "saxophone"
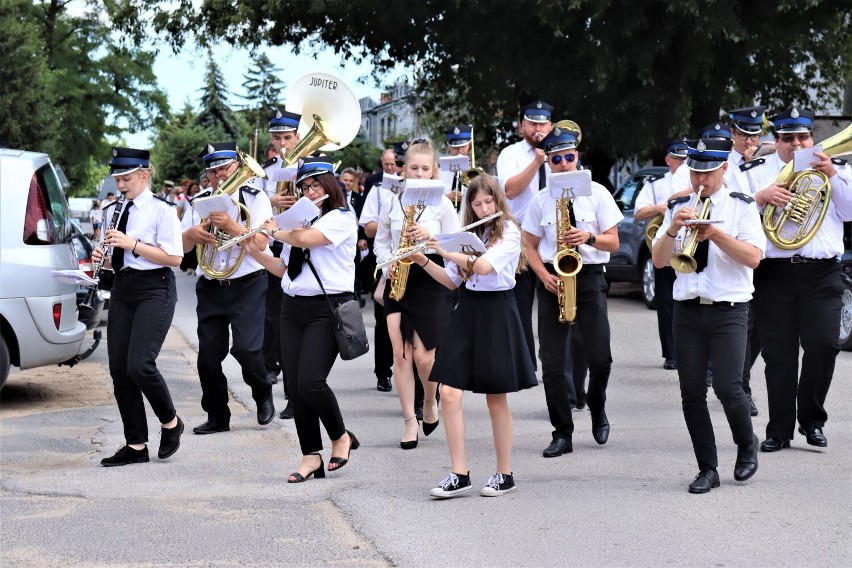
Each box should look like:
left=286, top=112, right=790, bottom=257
left=388, top=204, right=417, bottom=301
left=553, top=197, right=583, bottom=324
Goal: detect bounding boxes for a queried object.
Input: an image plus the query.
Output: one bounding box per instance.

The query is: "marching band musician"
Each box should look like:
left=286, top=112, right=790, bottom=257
left=444, top=125, right=473, bottom=209
left=522, top=126, right=622, bottom=457
left=634, top=138, right=690, bottom=371
left=180, top=141, right=276, bottom=435
left=95, top=147, right=185, bottom=467
left=409, top=174, right=536, bottom=498
left=374, top=139, right=461, bottom=449
left=243, top=157, right=360, bottom=483
left=496, top=99, right=555, bottom=370
left=734, top=107, right=852, bottom=452
left=651, top=137, right=764, bottom=494
left=258, top=108, right=302, bottom=419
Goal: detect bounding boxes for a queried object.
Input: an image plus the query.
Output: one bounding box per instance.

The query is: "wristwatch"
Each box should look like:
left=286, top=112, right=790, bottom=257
left=467, top=254, right=478, bottom=271
left=586, top=233, right=596, bottom=246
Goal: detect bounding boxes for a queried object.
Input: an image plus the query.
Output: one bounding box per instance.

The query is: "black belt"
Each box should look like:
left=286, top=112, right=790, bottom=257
left=544, top=262, right=603, bottom=274
left=764, top=255, right=838, bottom=265
left=679, top=298, right=748, bottom=307
left=116, top=267, right=171, bottom=277
left=212, top=270, right=264, bottom=286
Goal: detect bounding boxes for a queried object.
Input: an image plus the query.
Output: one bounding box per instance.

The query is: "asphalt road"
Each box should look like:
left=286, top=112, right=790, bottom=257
left=2, top=270, right=850, bottom=567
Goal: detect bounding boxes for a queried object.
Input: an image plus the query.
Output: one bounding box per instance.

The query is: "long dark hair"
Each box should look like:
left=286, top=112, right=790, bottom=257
left=464, top=174, right=527, bottom=272
left=301, top=172, right=346, bottom=214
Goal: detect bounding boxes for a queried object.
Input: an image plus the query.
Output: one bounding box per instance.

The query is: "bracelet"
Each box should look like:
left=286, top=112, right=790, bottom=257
left=271, top=229, right=278, bottom=240
left=665, top=230, right=678, bottom=238
left=132, top=240, right=139, bottom=253
left=420, top=259, right=429, bottom=268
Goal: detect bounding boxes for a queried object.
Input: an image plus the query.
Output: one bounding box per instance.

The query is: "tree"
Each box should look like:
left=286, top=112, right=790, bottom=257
left=196, top=51, right=241, bottom=141
left=325, top=133, right=384, bottom=174
left=151, top=103, right=211, bottom=184
left=241, top=52, right=286, bottom=134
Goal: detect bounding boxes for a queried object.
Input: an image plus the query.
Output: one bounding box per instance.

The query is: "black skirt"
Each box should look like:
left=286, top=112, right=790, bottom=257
left=383, top=254, right=453, bottom=350
left=430, top=287, right=538, bottom=394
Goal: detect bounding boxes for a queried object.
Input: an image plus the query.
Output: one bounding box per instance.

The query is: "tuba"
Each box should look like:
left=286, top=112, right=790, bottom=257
left=387, top=203, right=417, bottom=301
left=196, top=149, right=266, bottom=279
left=554, top=195, right=583, bottom=323
left=670, top=185, right=711, bottom=273
left=763, top=124, right=852, bottom=249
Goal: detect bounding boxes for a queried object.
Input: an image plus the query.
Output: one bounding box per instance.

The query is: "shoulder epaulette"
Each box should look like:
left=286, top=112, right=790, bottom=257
left=739, top=158, right=766, bottom=172
left=647, top=173, right=665, bottom=183
left=729, top=191, right=755, bottom=204
left=262, top=156, right=278, bottom=168
left=667, top=195, right=691, bottom=209
left=831, top=157, right=848, bottom=166
left=337, top=206, right=351, bottom=213
left=190, top=189, right=212, bottom=204
left=240, top=186, right=260, bottom=195
left=153, top=194, right=177, bottom=206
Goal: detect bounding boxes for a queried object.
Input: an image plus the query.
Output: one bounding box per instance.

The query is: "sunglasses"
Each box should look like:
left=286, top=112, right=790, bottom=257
left=549, top=154, right=577, bottom=165
left=779, top=133, right=812, bottom=143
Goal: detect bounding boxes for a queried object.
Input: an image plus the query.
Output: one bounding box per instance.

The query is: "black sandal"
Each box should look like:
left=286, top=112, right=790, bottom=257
left=288, top=453, right=325, bottom=483
left=328, top=431, right=360, bottom=471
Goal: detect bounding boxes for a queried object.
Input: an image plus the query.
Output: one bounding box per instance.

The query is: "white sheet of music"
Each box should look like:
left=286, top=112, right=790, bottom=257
left=401, top=179, right=445, bottom=208
left=269, top=165, right=298, bottom=182
left=381, top=173, right=404, bottom=194
left=51, top=269, right=98, bottom=286
left=273, top=196, right=321, bottom=230
left=439, top=155, right=470, bottom=173
left=548, top=170, right=593, bottom=200
left=793, top=144, right=823, bottom=173
left=191, top=193, right=239, bottom=218
left=435, top=231, right=487, bottom=254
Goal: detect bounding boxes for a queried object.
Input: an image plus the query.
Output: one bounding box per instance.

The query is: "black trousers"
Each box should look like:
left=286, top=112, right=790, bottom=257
left=373, top=279, right=393, bottom=381
left=513, top=269, right=538, bottom=370
left=196, top=271, right=272, bottom=421
left=654, top=266, right=675, bottom=360
left=281, top=294, right=348, bottom=455
left=537, top=266, right=612, bottom=437
left=754, top=260, right=842, bottom=439
left=674, top=300, right=754, bottom=470
left=108, top=268, right=177, bottom=444
left=264, top=272, right=289, bottom=398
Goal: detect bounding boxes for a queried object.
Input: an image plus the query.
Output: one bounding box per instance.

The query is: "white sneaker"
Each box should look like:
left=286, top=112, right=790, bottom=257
left=429, top=472, right=472, bottom=498
left=480, top=472, right=516, bottom=496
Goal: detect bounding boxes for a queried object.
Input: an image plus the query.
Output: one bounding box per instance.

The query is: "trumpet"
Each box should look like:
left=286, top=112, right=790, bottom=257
left=670, top=184, right=711, bottom=273
left=217, top=195, right=330, bottom=251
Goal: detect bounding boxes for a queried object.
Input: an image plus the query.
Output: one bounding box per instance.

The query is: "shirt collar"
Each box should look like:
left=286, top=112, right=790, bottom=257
left=131, top=189, right=154, bottom=211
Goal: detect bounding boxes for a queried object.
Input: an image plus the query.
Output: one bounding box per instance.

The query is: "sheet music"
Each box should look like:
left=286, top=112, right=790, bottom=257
left=191, top=193, right=239, bottom=218
left=435, top=231, right=487, bottom=254
left=269, top=165, right=298, bottom=183
left=793, top=144, right=823, bottom=173
left=51, top=269, right=98, bottom=286
left=548, top=170, right=592, bottom=200
left=439, top=155, right=470, bottom=173
left=273, top=196, right=321, bottom=230
left=401, top=179, right=445, bottom=208
left=381, top=173, right=404, bottom=194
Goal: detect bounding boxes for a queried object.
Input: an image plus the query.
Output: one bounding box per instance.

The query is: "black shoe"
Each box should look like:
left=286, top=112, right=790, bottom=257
left=257, top=394, right=275, bottom=425
left=734, top=434, right=759, bottom=481
left=400, top=417, right=419, bottom=450
left=480, top=472, right=516, bottom=497
left=193, top=418, right=230, bottom=435
left=747, top=394, right=758, bottom=416
left=376, top=376, right=392, bottom=392
left=688, top=469, right=720, bottom=494
left=158, top=416, right=184, bottom=460
left=575, top=391, right=587, bottom=410
left=279, top=401, right=294, bottom=420
left=422, top=398, right=439, bottom=436
left=265, top=370, right=279, bottom=384
left=429, top=471, right=472, bottom=498
left=798, top=426, right=828, bottom=448
left=663, top=358, right=677, bottom=370
left=591, top=409, right=610, bottom=445
left=288, top=454, right=325, bottom=483
left=328, top=430, right=360, bottom=471
left=542, top=436, right=573, bottom=457
left=760, top=437, right=791, bottom=452
left=101, top=445, right=149, bottom=467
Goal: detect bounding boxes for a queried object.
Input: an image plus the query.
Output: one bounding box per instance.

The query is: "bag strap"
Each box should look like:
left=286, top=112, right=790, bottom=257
left=305, top=255, right=344, bottom=327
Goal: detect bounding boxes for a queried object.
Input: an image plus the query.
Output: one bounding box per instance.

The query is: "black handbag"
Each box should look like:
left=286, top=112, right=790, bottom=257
left=306, top=257, right=369, bottom=360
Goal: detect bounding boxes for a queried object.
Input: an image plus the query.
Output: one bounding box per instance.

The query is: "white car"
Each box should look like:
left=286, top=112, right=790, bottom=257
left=0, top=149, right=87, bottom=389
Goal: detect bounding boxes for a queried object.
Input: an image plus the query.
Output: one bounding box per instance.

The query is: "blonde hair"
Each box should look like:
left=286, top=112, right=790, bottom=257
left=404, top=138, right=440, bottom=180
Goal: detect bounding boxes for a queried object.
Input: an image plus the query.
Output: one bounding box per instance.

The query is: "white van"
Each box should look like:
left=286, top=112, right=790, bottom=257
left=0, top=149, right=87, bottom=389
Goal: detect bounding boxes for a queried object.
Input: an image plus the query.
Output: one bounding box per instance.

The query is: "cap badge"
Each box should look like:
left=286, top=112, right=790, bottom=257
left=207, top=144, right=215, bottom=154
left=697, top=139, right=707, bottom=152
left=750, top=110, right=757, bottom=118
left=791, top=107, right=800, bottom=119
left=714, top=124, right=721, bottom=131
left=536, top=102, right=543, bottom=109
left=553, top=127, right=562, bottom=137
left=453, top=127, right=460, bottom=135
left=275, top=110, right=283, bottom=119
left=401, top=142, right=409, bottom=151
left=112, top=149, right=118, bottom=157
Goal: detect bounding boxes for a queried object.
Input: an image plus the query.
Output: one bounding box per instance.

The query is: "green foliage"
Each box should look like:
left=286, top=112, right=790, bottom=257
left=151, top=121, right=211, bottom=186
left=196, top=52, right=241, bottom=140
left=241, top=52, right=286, bottom=132
left=325, top=133, right=384, bottom=172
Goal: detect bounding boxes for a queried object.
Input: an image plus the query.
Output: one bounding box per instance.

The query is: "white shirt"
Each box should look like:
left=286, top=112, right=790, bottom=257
left=445, top=220, right=521, bottom=292
left=725, top=149, right=751, bottom=191
left=282, top=208, right=357, bottom=296
left=732, top=153, right=852, bottom=259
left=374, top=193, right=461, bottom=273
left=180, top=187, right=273, bottom=279
left=496, top=139, right=550, bottom=223
left=359, top=182, right=397, bottom=227
left=102, top=190, right=182, bottom=271
left=522, top=181, right=623, bottom=264
left=655, top=189, right=766, bottom=302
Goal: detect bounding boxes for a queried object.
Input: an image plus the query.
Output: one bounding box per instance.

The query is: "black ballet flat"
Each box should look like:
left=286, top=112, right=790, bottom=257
left=328, top=430, right=360, bottom=471
left=288, top=454, right=325, bottom=483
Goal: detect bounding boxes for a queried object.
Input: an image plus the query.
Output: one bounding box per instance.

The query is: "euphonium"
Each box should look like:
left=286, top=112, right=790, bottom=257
left=196, top=149, right=266, bottom=279
left=644, top=214, right=664, bottom=250
left=670, top=185, right=711, bottom=273
left=763, top=124, right=852, bottom=250
left=387, top=204, right=417, bottom=301
left=554, top=196, right=583, bottom=324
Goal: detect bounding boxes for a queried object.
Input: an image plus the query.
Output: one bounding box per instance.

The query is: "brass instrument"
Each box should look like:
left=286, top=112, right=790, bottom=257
left=218, top=195, right=329, bottom=252
left=644, top=214, right=664, bottom=250
left=196, top=149, right=266, bottom=279
left=387, top=204, right=418, bottom=301
left=763, top=124, right=852, bottom=250
left=670, top=185, right=711, bottom=273
left=554, top=195, right=583, bottom=324
left=459, top=125, right=484, bottom=186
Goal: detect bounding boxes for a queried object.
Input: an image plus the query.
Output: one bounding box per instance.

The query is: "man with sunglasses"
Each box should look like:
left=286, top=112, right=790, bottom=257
left=736, top=106, right=852, bottom=453
left=522, top=126, right=622, bottom=458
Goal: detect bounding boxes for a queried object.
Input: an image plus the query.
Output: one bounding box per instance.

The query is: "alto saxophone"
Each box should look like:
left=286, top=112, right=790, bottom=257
left=554, top=197, right=583, bottom=324
left=388, top=204, right=417, bottom=301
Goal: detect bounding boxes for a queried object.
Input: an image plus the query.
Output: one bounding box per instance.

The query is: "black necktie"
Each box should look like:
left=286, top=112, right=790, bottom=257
left=111, top=201, right=133, bottom=272
left=694, top=199, right=709, bottom=273
left=538, top=162, right=547, bottom=190
left=568, top=200, right=577, bottom=228
left=287, top=247, right=306, bottom=280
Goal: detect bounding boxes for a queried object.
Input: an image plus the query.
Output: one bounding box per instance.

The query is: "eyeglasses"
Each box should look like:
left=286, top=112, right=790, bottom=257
left=734, top=131, right=760, bottom=141
left=300, top=180, right=324, bottom=193
left=779, top=133, right=812, bottom=143
left=549, top=154, right=577, bottom=165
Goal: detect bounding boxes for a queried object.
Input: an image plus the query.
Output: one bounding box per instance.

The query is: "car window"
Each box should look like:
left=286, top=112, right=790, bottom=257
left=614, top=177, right=642, bottom=212
left=23, top=163, right=70, bottom=245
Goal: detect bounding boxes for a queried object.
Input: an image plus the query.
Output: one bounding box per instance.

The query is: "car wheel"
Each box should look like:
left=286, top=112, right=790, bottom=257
left=642, top=256, right=656, bottom=310
left=0, top=336, right=10, bottom=390
left=840, top=275, right=852, bottom=351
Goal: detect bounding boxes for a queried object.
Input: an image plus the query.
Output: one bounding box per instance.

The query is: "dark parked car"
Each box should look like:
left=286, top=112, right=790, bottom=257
left=840, top=222, right=852, bottom=352
left=605, top=167, right=669, bottom=308
left=70, top=221, right=105, bottom=330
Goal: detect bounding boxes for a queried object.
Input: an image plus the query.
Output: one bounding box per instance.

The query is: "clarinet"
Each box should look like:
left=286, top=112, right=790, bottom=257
left=81, top=193, right=126, bottom=309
